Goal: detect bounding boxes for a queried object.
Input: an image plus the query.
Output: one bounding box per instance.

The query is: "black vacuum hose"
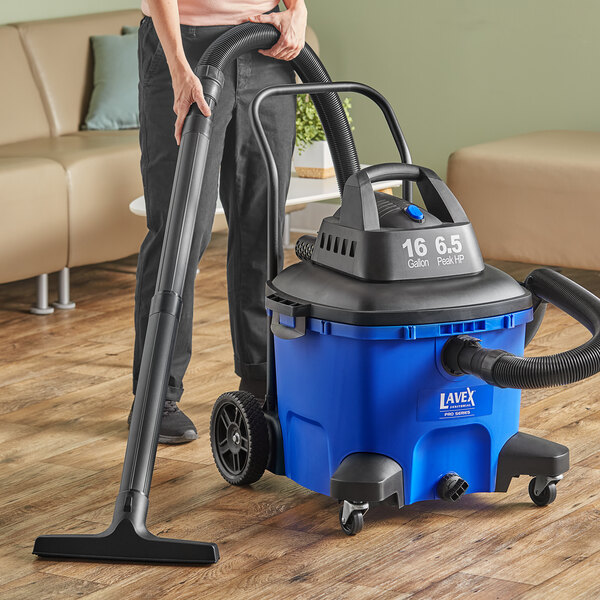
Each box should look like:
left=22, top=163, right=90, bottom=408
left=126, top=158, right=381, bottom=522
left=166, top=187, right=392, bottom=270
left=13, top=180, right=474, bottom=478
left=197, top=22, right=360, bottom=194
left=443, top=268, right=600, bottom=389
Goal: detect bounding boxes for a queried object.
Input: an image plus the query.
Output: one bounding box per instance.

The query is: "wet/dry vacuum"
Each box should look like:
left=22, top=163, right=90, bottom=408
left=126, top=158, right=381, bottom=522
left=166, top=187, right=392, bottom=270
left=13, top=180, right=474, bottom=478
left=212, top=83, right=600, bottom=535
left=34, top=23, right=600, bottom=562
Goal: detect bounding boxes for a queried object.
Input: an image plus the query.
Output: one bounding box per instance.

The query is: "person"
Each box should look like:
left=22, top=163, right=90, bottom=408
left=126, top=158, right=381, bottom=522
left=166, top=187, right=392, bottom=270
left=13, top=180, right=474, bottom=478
left=131, top=0, right=308, bottom=443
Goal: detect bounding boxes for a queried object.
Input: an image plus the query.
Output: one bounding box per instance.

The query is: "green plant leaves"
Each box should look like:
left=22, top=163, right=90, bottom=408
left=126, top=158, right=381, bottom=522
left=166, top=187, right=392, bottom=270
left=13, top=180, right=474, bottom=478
left=295, top=94, right=353, bottom=155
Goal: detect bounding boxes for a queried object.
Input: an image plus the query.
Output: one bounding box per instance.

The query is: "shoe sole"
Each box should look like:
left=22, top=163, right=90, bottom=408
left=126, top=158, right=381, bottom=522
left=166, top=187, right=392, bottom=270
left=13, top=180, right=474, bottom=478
left=158, top=430, right=198, bottom=444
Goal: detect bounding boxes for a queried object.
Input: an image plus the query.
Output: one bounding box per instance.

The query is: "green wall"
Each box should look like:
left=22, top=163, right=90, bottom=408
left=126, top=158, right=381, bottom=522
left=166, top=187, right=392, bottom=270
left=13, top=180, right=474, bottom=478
left=0, top=0, right=138, bottom=25
left=3, top=0, right=597, bottom=179
left=307, top=0, right=600, bottom=178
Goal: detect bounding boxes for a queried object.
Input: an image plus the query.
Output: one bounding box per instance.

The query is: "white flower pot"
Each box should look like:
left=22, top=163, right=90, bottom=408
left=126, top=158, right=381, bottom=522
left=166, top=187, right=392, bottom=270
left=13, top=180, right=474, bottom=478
left=293, top=140, right=335, bottom=179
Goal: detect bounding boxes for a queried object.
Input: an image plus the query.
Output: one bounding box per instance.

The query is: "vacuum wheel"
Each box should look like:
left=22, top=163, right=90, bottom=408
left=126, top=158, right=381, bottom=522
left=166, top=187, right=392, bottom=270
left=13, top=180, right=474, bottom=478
left=339, top=506, right=365, bottom=536
left=210, top=391, right=269, bottom=486
left=528, top=478, right=558, bottom=507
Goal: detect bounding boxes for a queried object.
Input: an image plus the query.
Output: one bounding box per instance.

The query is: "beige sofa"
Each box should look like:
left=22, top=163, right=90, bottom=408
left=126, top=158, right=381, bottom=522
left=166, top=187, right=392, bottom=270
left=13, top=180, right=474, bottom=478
left=1, top=11, right=321, bottom=313
left=0, top=10, right=146, bottom=311
left=447, top=130, right=600, bottom=270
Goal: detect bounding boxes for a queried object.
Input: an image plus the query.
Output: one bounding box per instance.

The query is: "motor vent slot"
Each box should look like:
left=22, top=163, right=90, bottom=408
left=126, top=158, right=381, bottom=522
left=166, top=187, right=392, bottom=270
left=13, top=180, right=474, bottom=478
left=318, top=233, right=355, bottom=258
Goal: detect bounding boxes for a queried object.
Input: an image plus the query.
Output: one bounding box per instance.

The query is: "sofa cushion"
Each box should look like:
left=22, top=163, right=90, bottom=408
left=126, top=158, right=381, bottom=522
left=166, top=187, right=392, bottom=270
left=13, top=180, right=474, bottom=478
left=0, top=27, right=50, bottom=145
left=84, top=32, right=139, bottom=131
left=447, top=130, right=600, bottom=270
left=0, top=130, right=147, bottom=268
left=0, top=158, right=68, bottom=284
left=15, top=10, right=142, bottom=137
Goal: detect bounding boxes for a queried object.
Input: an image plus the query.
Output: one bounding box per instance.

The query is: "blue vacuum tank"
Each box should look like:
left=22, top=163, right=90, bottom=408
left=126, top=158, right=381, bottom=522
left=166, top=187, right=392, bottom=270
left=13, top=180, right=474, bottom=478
left=268, top=163, right=532, bottom=504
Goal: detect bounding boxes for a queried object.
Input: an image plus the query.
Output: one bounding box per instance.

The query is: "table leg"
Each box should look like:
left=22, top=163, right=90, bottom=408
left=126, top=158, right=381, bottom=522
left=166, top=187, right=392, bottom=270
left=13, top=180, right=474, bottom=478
left=283, top=213, right=292, bottom=249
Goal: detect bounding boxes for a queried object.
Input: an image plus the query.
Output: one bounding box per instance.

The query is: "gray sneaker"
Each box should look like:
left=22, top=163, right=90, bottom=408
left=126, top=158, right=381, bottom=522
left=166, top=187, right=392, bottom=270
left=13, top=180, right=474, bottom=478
left=127, top=400, right=198, bottom=444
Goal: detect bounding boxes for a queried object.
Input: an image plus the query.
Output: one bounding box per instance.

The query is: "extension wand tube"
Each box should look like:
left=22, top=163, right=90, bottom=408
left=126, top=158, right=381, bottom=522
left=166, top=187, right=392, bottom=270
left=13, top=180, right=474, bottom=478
left=33, top=96, right=221, bottom=565
left=33, top=23, right=363, bottom=564
left=443, top=268, right=600, bottom=389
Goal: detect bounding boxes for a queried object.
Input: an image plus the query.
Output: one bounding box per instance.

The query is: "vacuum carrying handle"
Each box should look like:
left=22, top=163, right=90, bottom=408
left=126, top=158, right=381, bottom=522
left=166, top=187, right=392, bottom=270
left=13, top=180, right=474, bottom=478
left=340, top=163, right=469, bottom=231
left=443, top=268, right=600, bottom=389
left=356, top=162, right=420, bottom=183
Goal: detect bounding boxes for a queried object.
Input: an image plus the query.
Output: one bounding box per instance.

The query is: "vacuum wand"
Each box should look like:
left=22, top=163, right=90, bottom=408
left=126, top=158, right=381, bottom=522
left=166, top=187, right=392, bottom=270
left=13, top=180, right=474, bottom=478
left=33, top=103, right=220, bottom=565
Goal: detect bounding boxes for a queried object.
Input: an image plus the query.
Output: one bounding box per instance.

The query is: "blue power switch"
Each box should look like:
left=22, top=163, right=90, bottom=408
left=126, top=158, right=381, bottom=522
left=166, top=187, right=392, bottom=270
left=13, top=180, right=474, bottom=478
left=405, top=204, right=424, bottom=221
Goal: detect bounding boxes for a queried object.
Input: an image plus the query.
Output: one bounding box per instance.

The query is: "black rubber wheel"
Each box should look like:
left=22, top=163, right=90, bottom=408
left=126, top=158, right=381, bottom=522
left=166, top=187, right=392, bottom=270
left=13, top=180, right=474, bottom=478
left=210, top=391, right=269, bottom=486
left=339, top=506, right=364, bottom=536
left=528, top=478, right=558, bottom=507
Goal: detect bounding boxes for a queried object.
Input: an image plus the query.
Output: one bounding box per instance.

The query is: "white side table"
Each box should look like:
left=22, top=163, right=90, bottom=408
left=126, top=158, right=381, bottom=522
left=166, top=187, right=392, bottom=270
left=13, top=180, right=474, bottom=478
left=129, top=167, right=402, bottom=246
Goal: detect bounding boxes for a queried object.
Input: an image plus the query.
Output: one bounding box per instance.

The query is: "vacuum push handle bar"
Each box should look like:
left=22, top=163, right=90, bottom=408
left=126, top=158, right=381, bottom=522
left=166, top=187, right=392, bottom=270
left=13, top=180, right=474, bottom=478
left=443, top=268, right=600, bottom=389
left=250, top=81, right=415, bottom=281
left=251, top=81, right=413, bottom=201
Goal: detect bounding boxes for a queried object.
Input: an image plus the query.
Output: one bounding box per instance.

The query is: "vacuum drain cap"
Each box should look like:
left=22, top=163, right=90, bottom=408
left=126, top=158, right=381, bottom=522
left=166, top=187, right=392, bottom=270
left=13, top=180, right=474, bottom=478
left=437, top=472, right=469, bottom=502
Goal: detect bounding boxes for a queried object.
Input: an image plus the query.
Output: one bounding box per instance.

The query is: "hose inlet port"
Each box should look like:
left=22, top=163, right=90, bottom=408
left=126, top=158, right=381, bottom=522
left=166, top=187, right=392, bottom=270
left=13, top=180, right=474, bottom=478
left=295, top=235, right=316, bottom=262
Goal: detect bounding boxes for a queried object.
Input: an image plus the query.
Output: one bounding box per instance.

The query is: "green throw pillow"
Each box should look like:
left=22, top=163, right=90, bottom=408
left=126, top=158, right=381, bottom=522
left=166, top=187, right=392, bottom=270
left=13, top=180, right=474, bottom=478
left=121, top=25, right=139, bottom=35
left=83, top=32, right=139, bottom=130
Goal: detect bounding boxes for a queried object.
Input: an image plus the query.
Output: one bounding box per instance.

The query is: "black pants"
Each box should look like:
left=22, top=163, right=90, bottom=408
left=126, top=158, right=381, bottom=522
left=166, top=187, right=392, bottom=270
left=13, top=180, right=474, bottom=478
left=134, top=16, right=296, bottom=401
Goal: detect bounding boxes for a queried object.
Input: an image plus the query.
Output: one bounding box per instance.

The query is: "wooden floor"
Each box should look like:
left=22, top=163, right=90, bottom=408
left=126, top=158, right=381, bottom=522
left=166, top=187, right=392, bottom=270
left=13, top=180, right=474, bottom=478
left=1, top=232, right=600, bottom=599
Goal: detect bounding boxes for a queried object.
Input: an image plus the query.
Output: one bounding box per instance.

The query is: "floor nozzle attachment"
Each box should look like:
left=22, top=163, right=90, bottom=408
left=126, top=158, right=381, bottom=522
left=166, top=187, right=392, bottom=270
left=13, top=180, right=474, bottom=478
left=33, top=491, right=219, bottom=564
left=437, top=472, right=469, bottom=502
left=33, top=521, right=219, bottom=564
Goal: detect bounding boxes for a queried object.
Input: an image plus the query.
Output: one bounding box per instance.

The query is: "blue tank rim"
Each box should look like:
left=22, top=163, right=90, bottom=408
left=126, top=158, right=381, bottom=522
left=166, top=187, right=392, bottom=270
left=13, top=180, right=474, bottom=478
left=277, top=308, right=533, bottom=341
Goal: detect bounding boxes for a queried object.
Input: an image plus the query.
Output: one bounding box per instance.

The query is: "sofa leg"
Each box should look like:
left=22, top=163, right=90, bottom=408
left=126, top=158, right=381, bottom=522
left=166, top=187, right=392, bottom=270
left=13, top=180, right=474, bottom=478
left=30, top=274, right=54, bottom=315
left=53, top=267, right=76, bottom=310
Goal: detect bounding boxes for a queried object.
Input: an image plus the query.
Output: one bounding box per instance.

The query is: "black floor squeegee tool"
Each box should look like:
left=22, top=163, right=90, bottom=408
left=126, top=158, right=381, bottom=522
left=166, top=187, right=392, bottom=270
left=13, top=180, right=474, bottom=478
left=32, top=22, right=361, bottom=564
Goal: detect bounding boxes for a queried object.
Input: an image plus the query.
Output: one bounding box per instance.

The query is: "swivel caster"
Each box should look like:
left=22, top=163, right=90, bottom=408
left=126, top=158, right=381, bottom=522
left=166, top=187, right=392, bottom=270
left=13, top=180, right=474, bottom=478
left=339, top=500, right=369, bottom=536
left=528, top=475, right=562, bottom=507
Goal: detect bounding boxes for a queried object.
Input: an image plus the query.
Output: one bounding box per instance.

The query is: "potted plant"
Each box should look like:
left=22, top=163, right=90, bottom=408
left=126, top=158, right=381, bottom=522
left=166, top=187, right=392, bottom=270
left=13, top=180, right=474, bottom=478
left=294, top=94, right=353, bottom=179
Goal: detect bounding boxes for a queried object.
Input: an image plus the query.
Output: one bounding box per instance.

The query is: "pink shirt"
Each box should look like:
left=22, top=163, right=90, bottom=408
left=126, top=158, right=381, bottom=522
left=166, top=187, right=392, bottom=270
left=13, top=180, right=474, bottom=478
left=141, top=0, right=279, bottom=26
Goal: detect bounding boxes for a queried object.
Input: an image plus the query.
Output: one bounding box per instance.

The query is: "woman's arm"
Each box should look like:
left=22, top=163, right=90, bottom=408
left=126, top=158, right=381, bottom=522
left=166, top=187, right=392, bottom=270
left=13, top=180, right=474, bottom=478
left=147, top=0, right=211, bottom=145
left=248, top=0, right=308, bottom=61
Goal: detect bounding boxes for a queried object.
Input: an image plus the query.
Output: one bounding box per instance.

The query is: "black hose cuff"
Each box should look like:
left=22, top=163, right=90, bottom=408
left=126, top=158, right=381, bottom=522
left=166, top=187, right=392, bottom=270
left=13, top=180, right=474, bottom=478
left=194, top=64, right=225, bottom=104
left=442, top=335, right=508, bottom=385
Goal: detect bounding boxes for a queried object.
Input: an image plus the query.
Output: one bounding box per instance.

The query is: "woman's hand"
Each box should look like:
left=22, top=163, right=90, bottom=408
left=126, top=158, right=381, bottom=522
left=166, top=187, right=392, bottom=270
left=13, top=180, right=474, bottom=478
left=248, top=0, right=307, bottom=61
left=147, top=0, right=211, bottom=144
left=171, top=64, right=212, bottom=145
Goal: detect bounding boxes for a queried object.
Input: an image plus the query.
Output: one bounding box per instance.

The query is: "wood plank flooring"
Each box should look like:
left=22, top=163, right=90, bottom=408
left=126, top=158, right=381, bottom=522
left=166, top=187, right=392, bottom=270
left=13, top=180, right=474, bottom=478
left=1, top=233, right=600, bottom=599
